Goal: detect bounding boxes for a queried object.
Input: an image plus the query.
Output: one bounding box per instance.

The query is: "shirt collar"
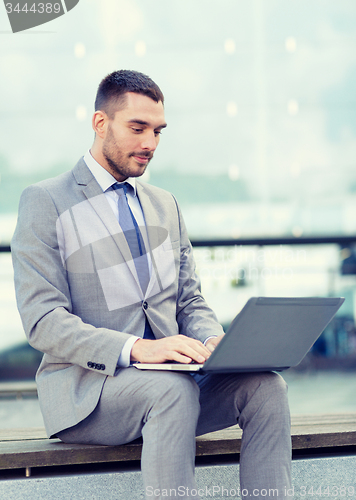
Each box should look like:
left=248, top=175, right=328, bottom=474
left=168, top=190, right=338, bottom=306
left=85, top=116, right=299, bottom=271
left=83, top=150, right=137, bottom=196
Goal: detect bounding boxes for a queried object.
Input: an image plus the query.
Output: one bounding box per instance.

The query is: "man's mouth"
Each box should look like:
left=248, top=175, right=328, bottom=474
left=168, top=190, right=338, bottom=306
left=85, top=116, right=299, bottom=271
left=131, top=152, right=153, bottom=165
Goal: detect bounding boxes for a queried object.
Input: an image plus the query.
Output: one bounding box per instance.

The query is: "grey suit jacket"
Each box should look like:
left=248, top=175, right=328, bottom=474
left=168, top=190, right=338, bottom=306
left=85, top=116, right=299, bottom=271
left=11, top=158, right=223, bottom=437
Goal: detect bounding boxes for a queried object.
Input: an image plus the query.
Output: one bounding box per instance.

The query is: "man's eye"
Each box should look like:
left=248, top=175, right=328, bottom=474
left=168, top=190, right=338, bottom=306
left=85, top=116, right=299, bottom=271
left=154, top=130, right=162, bottom=136
left=132, top=128, right=143, bottom=133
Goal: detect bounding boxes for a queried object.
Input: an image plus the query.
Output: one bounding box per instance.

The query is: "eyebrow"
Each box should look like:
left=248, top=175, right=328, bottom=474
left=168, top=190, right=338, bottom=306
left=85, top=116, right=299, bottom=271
left=127, top=119, right=167, bottom=130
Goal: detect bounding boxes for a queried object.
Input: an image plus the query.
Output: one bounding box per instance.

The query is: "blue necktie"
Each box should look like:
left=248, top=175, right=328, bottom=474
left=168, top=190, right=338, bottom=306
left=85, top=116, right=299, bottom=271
left=112, top=183, right=150, bottom=294
left=112, top=183, right=155, bottom=340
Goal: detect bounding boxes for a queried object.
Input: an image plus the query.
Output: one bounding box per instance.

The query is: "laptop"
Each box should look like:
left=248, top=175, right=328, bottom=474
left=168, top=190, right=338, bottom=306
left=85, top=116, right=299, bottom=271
left=133, top=297, right=344, bottom=373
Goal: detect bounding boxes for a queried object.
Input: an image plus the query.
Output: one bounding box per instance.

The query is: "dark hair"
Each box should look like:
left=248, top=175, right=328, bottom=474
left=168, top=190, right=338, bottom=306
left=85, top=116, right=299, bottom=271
left=95, top=70, right=164, bottom=117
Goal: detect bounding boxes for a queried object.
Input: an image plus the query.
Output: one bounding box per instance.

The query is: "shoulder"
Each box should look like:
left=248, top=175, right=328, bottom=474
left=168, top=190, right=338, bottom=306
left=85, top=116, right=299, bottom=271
left=19, top=158, right=92, bottom=210
left=25, top=157, right=88, bottom=193
left=27, top=171, right=74, bottom=193
left=136, top=179, right=174, bottom=200
left=136, top=179, right=181, bottom=214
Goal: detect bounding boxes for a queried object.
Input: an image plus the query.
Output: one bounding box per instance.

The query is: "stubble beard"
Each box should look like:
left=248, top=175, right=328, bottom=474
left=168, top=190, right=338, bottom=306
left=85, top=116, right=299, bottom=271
left=102, top=127, right=151, bottom=180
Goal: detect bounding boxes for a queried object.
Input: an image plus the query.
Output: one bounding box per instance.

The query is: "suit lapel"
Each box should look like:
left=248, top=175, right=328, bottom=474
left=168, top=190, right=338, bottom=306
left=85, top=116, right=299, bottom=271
left=136, top=181, right=162, bottom=229
left=136, top=182, right=166, bottom=296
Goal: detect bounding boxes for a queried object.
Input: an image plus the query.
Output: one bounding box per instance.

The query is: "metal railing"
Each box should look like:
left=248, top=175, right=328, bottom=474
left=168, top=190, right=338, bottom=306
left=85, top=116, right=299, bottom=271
left=191, top=235, right=356, bottom=247
left=1, top=235, right=356, bottom=254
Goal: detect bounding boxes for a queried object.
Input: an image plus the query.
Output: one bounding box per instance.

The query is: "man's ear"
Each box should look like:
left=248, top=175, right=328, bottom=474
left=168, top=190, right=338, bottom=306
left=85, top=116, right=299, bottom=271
left=92, top=110, right=108, bottom=139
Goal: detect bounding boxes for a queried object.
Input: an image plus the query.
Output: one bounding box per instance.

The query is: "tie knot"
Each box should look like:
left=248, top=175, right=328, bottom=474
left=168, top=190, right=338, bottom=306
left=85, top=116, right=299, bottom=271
left=112, top=182, right=129, bottom=196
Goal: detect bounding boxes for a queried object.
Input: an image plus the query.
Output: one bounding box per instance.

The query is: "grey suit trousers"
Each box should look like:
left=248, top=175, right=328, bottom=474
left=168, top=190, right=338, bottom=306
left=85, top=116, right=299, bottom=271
left=58, top=368, right=291, bottom=499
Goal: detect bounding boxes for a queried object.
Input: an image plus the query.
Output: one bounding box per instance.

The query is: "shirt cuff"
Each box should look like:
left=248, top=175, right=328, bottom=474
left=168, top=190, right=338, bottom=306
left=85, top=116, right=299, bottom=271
left=117, top=336, right=140, bottom=368
left=204, top=335, right=218, bottom=345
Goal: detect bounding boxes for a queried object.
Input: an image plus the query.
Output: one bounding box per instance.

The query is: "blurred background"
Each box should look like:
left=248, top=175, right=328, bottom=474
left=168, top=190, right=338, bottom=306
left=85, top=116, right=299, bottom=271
left=0, top=0, right=356, bottom=427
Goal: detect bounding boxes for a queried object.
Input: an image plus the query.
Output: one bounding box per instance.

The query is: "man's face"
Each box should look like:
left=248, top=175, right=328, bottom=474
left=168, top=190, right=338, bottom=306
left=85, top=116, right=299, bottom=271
left=101, top=92, right=166, bottom=182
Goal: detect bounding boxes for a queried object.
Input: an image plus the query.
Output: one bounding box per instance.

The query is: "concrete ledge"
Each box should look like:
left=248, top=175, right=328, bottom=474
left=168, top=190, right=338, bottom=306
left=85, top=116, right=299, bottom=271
left=0, top=455, right=355, bottom=499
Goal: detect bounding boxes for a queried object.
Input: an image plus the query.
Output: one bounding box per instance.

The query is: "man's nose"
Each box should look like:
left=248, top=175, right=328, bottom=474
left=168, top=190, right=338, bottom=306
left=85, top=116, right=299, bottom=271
left=141, top=131, right=158, bottom=151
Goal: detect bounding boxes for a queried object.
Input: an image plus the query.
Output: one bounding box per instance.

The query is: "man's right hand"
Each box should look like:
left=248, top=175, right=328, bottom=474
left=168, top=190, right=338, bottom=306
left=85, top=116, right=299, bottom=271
left=130, top=335, right=212, bottom=364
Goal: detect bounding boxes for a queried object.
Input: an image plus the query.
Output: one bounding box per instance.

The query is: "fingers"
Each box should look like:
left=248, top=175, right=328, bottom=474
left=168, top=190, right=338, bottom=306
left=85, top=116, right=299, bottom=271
left=172, top=336, right=210, bottom=363
left=153, top=336, right=209, bottom=364
left=165, top=350, right=196, bottom=364
left=130, top=335, right=212, bottom=364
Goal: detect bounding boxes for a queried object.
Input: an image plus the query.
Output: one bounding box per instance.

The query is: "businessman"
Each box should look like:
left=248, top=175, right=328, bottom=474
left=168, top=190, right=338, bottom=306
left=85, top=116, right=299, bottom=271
left=12, top=70, right=291, bottom=499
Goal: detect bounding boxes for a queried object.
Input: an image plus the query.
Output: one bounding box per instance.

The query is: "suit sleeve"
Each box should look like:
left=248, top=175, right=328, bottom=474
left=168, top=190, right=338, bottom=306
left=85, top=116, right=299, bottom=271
left=173, top=197, right=224, bottom=342
left=11, top=184, right=132, bottom=376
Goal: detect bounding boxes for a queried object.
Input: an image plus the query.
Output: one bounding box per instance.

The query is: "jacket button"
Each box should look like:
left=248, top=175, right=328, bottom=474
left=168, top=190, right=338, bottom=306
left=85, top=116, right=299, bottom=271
left=143, top=301, right=148, bottom=310
left=100, top=364, right=106, bottom=370
left=87, top=361, right=93, bottom=368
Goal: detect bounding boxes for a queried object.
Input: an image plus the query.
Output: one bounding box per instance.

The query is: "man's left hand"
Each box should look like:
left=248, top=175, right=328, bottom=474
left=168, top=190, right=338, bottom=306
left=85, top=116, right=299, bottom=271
left=205, top=334, right=225, bottom=353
